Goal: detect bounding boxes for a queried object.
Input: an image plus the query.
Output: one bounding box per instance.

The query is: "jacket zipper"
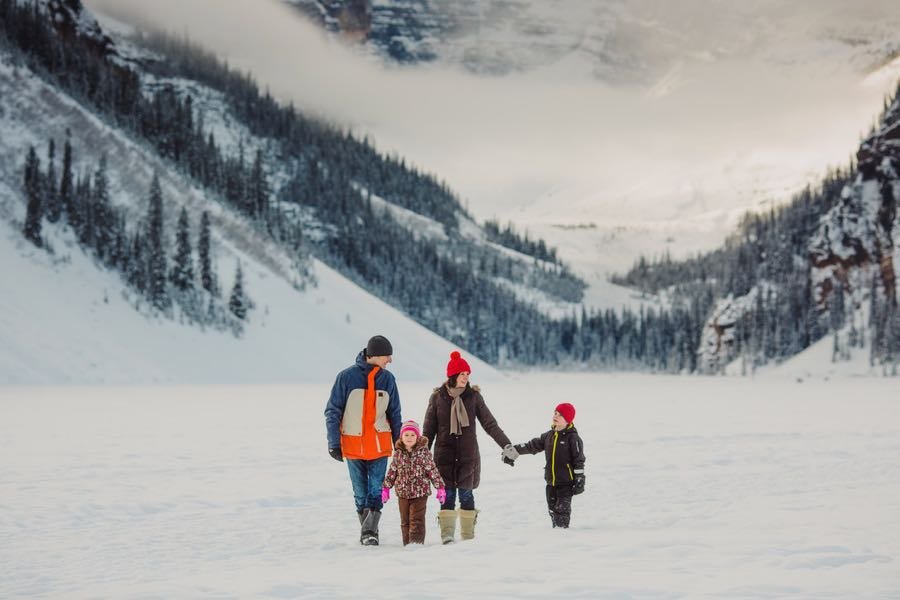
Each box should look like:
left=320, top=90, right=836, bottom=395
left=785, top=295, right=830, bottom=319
left=551, top=430, right=559, bottom=485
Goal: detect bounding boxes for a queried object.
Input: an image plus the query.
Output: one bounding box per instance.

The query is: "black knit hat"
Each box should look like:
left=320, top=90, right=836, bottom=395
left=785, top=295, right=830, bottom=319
left=366, top=335, right=393, bottom=357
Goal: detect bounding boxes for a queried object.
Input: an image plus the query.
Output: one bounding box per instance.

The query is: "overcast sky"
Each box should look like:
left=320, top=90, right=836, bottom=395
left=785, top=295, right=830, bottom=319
left=85, top=0, right=900, bottom=229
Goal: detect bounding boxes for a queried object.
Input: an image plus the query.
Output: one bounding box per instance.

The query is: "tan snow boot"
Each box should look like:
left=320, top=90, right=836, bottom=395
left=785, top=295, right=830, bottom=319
left=458, top=509, right=479, bottom=540
left=437, top=509, right=458, bottom=544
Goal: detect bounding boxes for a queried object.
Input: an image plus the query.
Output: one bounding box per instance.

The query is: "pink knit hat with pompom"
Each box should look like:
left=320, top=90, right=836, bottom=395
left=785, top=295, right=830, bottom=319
left=400, top=420, right=420, bottom=437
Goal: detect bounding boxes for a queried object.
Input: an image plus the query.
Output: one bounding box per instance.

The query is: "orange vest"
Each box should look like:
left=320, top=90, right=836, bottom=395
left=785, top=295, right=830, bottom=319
left=340, top=366, right=393, bottom=460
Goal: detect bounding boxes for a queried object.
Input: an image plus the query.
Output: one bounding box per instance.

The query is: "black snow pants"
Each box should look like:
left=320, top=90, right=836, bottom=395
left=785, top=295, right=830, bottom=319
left=546, top=484, right=574, bottom=528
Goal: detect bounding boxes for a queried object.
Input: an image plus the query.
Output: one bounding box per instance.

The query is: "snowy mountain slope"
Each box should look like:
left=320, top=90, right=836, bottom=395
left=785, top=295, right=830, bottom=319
left=5, top=0, right=892, bottom=376
left=354, top=184, right=619, bottom=317
left=2, top=0, right=601, bottom=377
left=85, top=0, right=900, bottom=316
left=0, top=55, right=496, bottom=384
left=0, top=214, right=495, bottom=384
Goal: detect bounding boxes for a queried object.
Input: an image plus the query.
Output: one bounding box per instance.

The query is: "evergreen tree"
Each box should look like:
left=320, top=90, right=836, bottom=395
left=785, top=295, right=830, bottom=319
left=228, top=261, right=248, bottom=320
left=74, top=171, right=93, bottom=246
left=60, top=132, right=74, bottom=223
left=146, top=174, right=169, bottom=310
left=170, top=207, right=195, bottom=291
left=829, top=280, right=846, bottom=333
left=127, top=230, right=147, bottom=293
left=109, top=215, right=127, bottom=269
left=45, top=139, right=61, bottom=223
left=92, top=154, right=114, bottom=261
left=198, top=210, right=215, bottom=294
left=23, top=145, right=43, bottom=247
left=250, top=148, right=270, bottom=221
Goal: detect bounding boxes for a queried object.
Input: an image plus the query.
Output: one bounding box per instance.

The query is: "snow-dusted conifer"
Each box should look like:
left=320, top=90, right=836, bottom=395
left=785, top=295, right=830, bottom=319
left=45, top=139, right=61, bottom=223
left=23, top=145, right=43, bottom=247
left=146, top=174, right=169, bottom=310
left=250, top=149, right=269, bottom=221
left=127, top=230, right=146, bottom=293
left=60, top=132, right=74, bottom=222
left=198, top=210, right=216, bottom=295
left=170, top=207, right=194, bottom=291
left=92, top=154, right=113, bottom=261
left=228, top=261, right=247, bottom=320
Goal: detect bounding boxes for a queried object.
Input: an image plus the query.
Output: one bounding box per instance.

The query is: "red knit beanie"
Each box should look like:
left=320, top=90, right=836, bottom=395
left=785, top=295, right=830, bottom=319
left=446, top=350, right=472, bottom=377
left=555, top=403, right=576, bottom=424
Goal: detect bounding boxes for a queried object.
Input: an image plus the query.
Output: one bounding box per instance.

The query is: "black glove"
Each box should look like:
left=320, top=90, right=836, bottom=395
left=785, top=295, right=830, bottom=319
left=573, top=473, right=585, bottom=495
left=328, top=447, right=343, bottom=462
left=502, top=456, right=515, bottom=466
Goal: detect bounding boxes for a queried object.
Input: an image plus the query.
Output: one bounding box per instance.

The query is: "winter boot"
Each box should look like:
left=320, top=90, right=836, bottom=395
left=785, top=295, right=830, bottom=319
left=358, top=508, right=370, bottom=543
left=437, top=509, right=458, bottom=544
left=361, top=509, right=381, bottom=546
left=550, top=510, right=570, bottom=528
left=458, top=509, right=479, bottom=540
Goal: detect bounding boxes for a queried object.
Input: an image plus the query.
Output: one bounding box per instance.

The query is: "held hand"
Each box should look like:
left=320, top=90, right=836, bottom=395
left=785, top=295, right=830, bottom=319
left=381, top=487, right=391, bottom=503
left=328, top=447, right=343, bottom=462
left=501, top=444, right=520, bottom=461
left=502, top=455, right=515, bottom=467
left=573, top=473, right=585, bottom=495
left=435, top=487, right=446, bottom=504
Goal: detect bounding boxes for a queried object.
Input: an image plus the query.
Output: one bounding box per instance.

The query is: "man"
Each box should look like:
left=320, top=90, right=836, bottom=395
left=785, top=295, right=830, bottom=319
left=324, top=335, right=401, bottom=546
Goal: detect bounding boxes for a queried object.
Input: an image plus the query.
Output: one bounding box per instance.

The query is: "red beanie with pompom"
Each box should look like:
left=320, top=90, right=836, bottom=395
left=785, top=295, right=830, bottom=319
left=446, top=350, right=472, bottom=377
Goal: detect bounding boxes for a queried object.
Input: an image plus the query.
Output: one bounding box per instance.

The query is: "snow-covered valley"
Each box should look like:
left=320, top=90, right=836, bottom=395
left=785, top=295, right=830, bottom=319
left=2, top=375, right=898, bottom=598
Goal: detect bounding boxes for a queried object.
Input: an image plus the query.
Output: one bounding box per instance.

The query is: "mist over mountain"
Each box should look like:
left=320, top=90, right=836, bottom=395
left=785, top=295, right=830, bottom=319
left=286, top=0, right=900, bottom=83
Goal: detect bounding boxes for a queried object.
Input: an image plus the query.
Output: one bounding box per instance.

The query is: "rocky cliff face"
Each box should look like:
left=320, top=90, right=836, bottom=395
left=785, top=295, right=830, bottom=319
left=810, top=93, right=900, bottom=308
left=288, top=0, right=452, bottom=63
left=45, top=0, right=114, bottom=55
left=696, top=89, right=900, bottom=372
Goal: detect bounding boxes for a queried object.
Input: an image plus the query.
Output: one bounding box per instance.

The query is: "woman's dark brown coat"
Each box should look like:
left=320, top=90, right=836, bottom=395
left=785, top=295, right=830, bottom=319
left=422, top=384, right=511, bottom=489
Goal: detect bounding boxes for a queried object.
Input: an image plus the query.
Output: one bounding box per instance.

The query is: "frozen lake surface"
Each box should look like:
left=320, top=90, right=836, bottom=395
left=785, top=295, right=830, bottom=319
left=2, top=374, right=898, bottom=598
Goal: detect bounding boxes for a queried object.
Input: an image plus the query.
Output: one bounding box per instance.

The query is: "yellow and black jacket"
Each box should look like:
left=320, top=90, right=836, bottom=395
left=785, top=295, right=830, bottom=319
left=515, top=424, right=585, bottom=487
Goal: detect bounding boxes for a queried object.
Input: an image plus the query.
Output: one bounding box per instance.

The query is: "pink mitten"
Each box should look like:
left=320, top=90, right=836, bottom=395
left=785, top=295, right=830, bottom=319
left=435, top=487, right=446, bottom=504
left=381, top=487, right=391, bottom=503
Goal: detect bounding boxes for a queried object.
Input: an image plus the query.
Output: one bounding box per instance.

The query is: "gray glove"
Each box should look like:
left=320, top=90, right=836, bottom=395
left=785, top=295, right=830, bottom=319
left=501, top=444, right=520, bottom=461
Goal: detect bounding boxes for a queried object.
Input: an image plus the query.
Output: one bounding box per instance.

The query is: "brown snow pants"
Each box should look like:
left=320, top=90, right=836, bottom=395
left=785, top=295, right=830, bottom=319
left=397, top=496, right=428, bottom=545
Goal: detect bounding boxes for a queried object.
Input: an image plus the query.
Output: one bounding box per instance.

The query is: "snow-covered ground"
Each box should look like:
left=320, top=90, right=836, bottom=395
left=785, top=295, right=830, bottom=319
left=2, top=374, right=898, bottom=598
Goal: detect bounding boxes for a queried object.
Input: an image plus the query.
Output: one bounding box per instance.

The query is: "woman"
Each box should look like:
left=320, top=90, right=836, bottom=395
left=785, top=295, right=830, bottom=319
left=422, top=350, right=513, bottom=543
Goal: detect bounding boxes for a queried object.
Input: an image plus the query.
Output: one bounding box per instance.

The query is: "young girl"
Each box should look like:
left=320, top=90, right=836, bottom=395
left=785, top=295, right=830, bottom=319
left=381, top=420, right=446, bottom=545
left=502, top=403, right=585, bottom=528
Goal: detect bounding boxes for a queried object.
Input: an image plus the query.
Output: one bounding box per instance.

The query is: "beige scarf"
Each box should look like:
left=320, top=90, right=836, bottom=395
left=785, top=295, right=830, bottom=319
left=447, top=385, right=470, bottom=435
